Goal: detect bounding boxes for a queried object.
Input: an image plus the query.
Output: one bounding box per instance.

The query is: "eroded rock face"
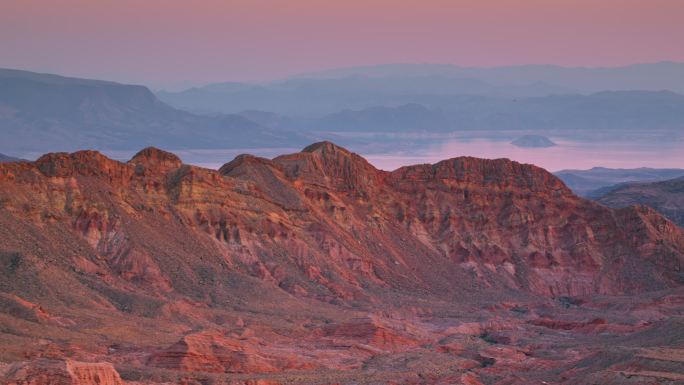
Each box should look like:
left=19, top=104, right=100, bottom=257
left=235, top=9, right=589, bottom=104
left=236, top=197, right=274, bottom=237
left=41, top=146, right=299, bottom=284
left=0, top=142, right=683, bottom=384
left=147, top=329, right=300, bottom=374
left=2, top=141, right=681, bottom=299
left=2, top=359, right=124, bottom=385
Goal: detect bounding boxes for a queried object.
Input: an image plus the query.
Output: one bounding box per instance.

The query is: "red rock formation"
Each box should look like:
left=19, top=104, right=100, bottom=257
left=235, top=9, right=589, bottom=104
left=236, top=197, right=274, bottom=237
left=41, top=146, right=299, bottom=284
left=147, top=329, right=294, bottom=374
left=322, top=316, right=422, bottom=351
left=0, top=141, right=683, bottom=384
left=2, top=141, right=682, bottom=299
left=2, top=359, right=124, bottom=385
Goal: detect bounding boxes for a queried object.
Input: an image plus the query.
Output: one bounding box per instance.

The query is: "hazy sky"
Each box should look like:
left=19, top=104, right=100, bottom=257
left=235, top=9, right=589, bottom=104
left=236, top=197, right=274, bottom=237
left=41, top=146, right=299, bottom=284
left=1, top=0, right=683, bottom=89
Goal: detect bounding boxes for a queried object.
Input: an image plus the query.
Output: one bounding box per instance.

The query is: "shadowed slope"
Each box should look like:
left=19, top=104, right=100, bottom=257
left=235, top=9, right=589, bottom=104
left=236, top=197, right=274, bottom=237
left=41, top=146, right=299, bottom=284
left=595, top=176, right=684, bottom=227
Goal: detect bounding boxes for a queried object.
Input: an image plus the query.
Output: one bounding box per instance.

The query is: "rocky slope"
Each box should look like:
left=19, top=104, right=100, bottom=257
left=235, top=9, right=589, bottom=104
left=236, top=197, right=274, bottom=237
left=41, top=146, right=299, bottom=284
left=0, top=142, right=683, bottom=384
left=595, top=176, right=684, bottom=227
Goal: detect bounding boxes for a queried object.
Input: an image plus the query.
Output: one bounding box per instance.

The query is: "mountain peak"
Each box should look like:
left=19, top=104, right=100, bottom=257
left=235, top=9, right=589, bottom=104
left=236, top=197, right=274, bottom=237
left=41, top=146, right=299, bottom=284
left=218, top=154, right=279, bottom=176
left=391, top=156, right=572, bottom=195
left=275, top=142, right=381, bottom=194
left=34, top=150, right=123, bottom=177
left=128, top=147, right=182, bottom=172
left=301, top=141, right=350, bottom=154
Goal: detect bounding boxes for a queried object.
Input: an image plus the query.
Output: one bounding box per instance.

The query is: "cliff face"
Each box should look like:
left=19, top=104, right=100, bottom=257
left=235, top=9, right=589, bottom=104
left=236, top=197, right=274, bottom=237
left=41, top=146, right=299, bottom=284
left=1, top=142, right=683, bottom=384
left=2, top=360, right=124, bottom=385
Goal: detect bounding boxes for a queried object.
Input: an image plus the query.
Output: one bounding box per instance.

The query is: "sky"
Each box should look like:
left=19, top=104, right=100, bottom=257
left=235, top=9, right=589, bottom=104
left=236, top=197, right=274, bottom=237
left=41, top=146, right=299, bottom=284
left=1, top=0, right=683, bottom=89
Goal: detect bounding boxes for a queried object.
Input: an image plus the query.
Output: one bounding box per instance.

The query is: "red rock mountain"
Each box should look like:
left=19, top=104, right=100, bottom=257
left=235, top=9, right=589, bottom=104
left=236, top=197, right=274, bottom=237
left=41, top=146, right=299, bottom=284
left=1, top=142, right=683, bottom=384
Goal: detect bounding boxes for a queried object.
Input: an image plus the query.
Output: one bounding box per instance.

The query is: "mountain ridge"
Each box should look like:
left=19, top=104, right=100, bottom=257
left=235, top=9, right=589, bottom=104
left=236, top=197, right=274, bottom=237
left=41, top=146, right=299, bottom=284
left=3, top=142, right=682, bottom=296
left=289, top=62, right=684, bottom=93
left=555, top=167, right=684, bottom=196
left=594, top=176, right=684, bottom=227
left=1, top=142, right=683, bottom=384
left=0, top=68, right=304, bottom=155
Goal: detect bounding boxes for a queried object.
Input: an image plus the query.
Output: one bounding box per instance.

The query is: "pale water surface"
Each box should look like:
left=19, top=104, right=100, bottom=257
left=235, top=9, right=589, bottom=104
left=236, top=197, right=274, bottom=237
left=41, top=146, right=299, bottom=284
left=90, top=137, right=684, bottom=173
left=364, top=138, right=684, bottom=172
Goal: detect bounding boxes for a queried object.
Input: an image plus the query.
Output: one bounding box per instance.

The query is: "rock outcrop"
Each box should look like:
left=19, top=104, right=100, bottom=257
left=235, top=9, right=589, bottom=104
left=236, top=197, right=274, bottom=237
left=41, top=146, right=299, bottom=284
left=2, top=359, right=124, bottom=385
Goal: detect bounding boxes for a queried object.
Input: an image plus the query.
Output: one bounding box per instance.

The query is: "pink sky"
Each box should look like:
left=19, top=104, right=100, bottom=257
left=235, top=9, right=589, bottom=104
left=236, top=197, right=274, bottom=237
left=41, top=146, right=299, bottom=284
left=1, top=0, right=683, bottom=88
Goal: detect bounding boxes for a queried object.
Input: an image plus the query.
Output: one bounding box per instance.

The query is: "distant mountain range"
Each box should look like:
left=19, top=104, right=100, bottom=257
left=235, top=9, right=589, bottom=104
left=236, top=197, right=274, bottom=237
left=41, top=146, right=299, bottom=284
left=156, top=62, right=684, bottom=137
left=0, top=69, right=304, bottom=155
left=294, top=62, right=684, bottom=93
left=314, top=103, right=452, bottom=132
left=3, top=65, right=684, bottom=165
left=0, top=153, right=23, bottom=162
left=157, top=75, right=575, bottom=116
left=554, top=167, right=684, bottom=197
left=217, top=93, right=684, bottom=146
left=511, top=135, right=556, bottom=148
left=278, top=91, right=684, bottom=133
left=157, top=62, right=684, bottom=117
left=593, top=176, right=684, bottom=228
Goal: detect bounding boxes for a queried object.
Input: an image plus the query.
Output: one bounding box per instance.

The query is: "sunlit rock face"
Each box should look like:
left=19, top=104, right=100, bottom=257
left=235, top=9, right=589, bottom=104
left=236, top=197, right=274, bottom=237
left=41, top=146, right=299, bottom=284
left=2, top=360, right=124, bottom=385
left=1, top=142, right=683, bottom=384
